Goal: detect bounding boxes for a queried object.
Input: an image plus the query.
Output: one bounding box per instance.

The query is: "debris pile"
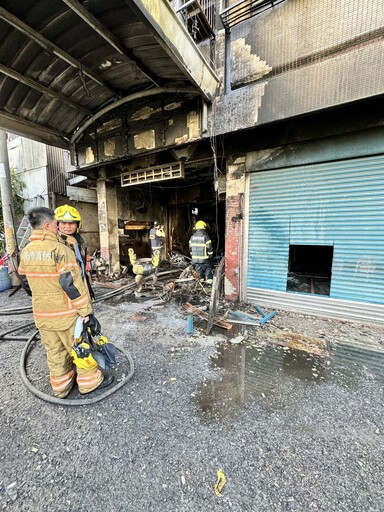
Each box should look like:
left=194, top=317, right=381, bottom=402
left=79, top=251, right=328, bottom=357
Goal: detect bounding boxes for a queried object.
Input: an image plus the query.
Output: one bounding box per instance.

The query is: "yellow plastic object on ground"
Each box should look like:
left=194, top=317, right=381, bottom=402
left=214, top=469, right=226, bottom=497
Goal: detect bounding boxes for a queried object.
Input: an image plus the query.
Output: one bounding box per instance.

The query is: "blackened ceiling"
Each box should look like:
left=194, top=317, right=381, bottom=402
left=0, top=0, right=218, bottom=149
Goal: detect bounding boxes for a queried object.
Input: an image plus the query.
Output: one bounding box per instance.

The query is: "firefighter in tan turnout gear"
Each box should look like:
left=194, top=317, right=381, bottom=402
left=18, top=207, right=113, bottom=398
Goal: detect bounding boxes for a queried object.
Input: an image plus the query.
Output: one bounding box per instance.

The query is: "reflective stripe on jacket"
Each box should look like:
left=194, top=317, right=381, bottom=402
left=189, top=229, right=213, bottom=263
left=18, top=230, right=93, bottom=331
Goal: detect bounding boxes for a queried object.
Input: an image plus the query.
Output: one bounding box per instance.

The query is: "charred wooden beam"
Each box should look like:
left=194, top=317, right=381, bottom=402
left=0, top=64, right=93, bottom=115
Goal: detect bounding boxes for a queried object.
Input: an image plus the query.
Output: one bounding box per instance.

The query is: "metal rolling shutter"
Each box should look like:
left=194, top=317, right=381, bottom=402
left=246, top=154, right=384, bottom=323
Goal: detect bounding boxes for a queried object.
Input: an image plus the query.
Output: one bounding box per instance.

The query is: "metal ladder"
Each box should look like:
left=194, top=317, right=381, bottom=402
left=16, top=215, right=31, bottom=251
left=16, top=196, right=46, bottom=251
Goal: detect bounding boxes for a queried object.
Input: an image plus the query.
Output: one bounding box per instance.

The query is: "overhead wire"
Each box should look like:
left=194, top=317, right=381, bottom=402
left=209, top=92, right=223, bottom=257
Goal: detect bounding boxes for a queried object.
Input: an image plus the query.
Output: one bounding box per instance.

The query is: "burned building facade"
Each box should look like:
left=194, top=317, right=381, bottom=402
left=1, top=0, right=383, bottom=322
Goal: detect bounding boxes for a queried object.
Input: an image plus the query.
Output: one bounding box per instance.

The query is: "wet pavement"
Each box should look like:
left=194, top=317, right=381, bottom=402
left=1, top=287, right=384, bottom=511
left=194, top=340, right=384, bottom=420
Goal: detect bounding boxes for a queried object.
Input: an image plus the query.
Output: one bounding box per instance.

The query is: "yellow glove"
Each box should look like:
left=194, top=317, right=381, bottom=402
left=94, top=335, right=109, bottom=347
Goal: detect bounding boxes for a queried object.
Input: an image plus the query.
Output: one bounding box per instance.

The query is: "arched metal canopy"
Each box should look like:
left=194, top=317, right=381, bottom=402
left=0, top=0, right=218, bottom=149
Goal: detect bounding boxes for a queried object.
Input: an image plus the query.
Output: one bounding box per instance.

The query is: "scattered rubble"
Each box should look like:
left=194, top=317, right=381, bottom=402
left=0, top=265, right=383, bottom=511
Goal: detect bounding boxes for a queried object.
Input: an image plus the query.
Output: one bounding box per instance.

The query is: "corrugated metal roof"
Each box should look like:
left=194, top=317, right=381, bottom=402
left=46, top=145, right=75, bottom=195
left=0, top=0, right=218, bottom=149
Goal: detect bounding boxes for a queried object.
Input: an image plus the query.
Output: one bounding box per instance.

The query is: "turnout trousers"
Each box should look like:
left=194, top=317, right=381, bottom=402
left=39, top=320, right=103, bottom=398
left=194, top=262, right=213, bottom=281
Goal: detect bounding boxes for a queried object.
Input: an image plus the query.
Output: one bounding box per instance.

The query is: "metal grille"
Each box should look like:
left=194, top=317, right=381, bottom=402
left=46, top=146, right=76, bottom=195
left=212, top=0, right=384, bottom=133
left=121, top=161, right=185, bottom=187
left=173, top=0, right=216, bottom=40
left=46, top=146, right=67, bottom=196
left=220, top=0, right=286, bottom=31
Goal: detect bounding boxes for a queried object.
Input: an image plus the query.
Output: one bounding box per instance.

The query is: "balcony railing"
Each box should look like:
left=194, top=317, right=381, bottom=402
left=220, top=0, right=286, bottom=32
left=172, top=0, right=216, bottom=41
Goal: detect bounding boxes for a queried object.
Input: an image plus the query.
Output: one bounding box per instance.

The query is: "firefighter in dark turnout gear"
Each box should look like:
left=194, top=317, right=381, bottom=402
left=189, top=220, right=213, bottom=284
left=55, top=204, right=95, bottom=301
left=149, top=221, right=165, bottom=259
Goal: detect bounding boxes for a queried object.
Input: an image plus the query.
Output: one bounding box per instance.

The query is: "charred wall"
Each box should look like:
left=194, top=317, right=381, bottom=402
left=210, top=0, right=384, bottom=135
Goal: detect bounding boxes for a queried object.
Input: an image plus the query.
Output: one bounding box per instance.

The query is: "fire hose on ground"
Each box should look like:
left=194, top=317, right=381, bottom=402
left=0, top=270, right=182, bottom=404
left=1, top=269, right=182, bottom=404
left=20, top=329, right=135, bottom=406
left=0, top=318, right=135, bottom=405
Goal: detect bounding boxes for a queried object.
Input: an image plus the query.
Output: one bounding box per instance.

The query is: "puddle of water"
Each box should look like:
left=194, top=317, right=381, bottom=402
left=193, top=341, right=384, bottom=420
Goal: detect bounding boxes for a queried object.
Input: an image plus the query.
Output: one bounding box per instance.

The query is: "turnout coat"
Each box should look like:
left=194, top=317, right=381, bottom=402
left=189, top=229, right=213, bottom=263
left=57, top=231, right=94, bottom=300
left=19, top=230, right=93, bottom=331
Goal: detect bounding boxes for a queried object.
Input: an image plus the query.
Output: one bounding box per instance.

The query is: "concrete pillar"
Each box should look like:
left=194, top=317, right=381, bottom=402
left=224, top=155, right=246, bottom=301
left=96, top=168, right=119, bottom=274
left=0, top=130, right=16, bottom=255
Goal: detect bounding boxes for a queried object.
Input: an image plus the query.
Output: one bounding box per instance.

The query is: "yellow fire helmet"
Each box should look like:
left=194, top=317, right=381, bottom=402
left=71, top=342, right=98, bottom=370
left=55, top=204, right=82, bottom=228
left=195, top=220, right=206, bottom=230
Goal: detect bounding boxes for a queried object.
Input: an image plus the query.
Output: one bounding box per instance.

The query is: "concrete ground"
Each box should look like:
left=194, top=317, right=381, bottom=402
left=0, top=283, right=383, bottom=512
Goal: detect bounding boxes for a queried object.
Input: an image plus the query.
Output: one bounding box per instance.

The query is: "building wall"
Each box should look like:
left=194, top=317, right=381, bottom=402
left=217, top=0, right=384, bottom=316
left=7, top=136, right=49, bottom=207
left=7, top=135, right=100, bottom=253
left=225, top=156, right=246, bottom=299
left=75, top=97, right=202, bottom=169
left=247, top=156, right=384, bottom=303
left=210, top=0, right=384, bottom=135
left=235, top=126, right=384, bottom=323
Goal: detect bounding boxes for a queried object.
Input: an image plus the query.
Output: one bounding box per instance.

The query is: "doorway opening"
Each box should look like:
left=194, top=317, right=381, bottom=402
left=168, top=201, right=225, bottom=261
left=286, top=244, right=333, bottom=296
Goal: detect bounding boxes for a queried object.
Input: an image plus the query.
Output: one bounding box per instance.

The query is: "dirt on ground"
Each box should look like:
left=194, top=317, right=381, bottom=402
left=0, top=277, right=383, bottom=511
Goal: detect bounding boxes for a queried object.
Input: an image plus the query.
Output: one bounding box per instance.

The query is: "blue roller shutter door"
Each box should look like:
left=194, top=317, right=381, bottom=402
left=247, top=155, right=384, bottom=305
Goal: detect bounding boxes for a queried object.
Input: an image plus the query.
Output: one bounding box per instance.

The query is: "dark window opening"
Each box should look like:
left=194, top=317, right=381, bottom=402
left=286, top=245, right=333, bottom=296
